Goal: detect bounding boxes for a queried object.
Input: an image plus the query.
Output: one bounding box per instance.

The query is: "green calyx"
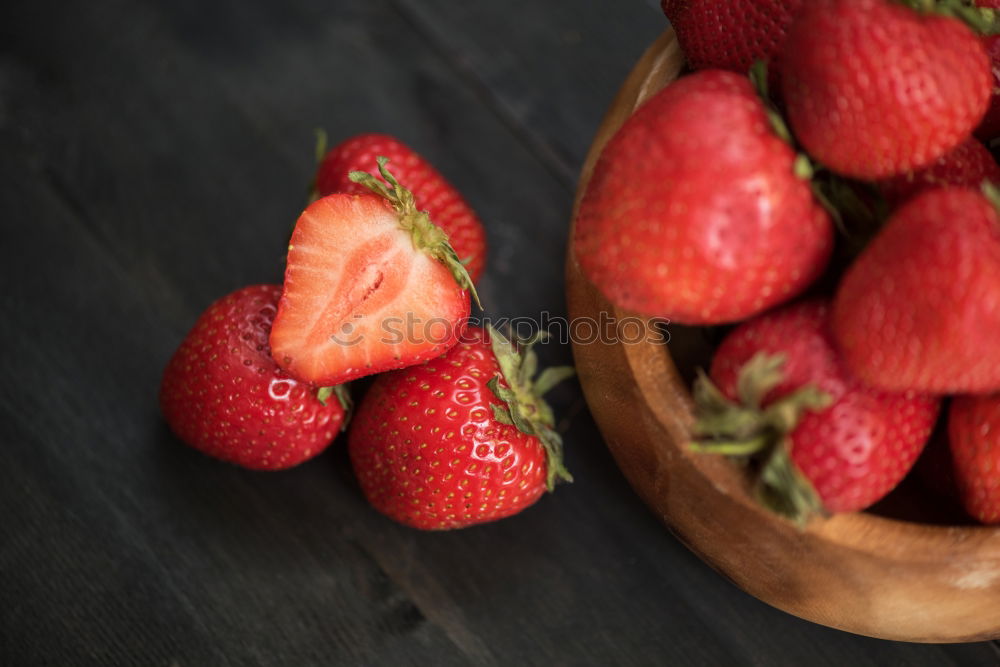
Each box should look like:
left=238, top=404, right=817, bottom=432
left=982, top=181, right=1000, bottom=211
left=349, top=156, right=481, bottom=309
left=689, top=353, right=833, bottom=527
left=485, top=325, right=575, bottom=491
left=316, top=384, right=353, bottom=431
left=899, top=0, right=1000, bottom=34
left=748, top=60, right=818, bottom=186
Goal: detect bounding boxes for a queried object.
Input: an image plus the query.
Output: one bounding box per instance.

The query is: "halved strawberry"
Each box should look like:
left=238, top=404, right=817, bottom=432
left=270, top=159, right=477, bottom=386
left=314, top=133, right=488, bottom=282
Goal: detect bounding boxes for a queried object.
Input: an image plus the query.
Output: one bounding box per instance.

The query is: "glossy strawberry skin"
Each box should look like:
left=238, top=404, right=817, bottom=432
left=661, top=0, right=804, bottom=76
left=574, top=69, right=831, bottom=325
left=949, top=394, right=1000, bottom=524
left=315, top=133, right=487, bottom=282
left=878, top=138, right=1000, bottom=207
left=781, top=0, right=991, bottom=180
left=270, top=193, right=470, bottom=387
left=711, top=301, right=939, bottom=513
left=159, top=285, right=345, bottom=470
left=833, top=188, right=1000, bottom=394
left=348, top=327, right=548, bottom=530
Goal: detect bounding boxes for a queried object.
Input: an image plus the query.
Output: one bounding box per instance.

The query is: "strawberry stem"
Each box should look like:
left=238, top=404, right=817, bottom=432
left=350, top=157, right=482, bottom=309
left=982, top=181, right=1000, bottom=212
left=689, top=435, right=771, bottom=457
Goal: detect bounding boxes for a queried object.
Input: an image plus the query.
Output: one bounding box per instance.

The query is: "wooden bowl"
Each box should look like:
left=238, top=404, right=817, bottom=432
left=565, top=29, right=1000, bottom=643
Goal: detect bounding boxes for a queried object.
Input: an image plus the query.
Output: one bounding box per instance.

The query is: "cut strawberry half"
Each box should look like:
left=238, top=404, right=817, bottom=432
left=270, top=158, right=477, bottom=386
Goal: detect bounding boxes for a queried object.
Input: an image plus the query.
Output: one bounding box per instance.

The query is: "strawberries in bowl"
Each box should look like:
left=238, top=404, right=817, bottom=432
left=832, top=186, right=1000, bottom=394
left=573, top=69, right=832, bottom=325
left=693, top=300, right=939, bottom=522
left=780, top=0, right=991, bottom=180
left=566, top=10, right=1000, bottom=640
left=573, top=0, right=1000, bottom=529
left=660, top=0, right=804, bottom=77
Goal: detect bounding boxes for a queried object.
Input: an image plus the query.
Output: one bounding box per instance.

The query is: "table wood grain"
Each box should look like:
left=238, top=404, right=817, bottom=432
left=2, top=1, right=999, bottom=664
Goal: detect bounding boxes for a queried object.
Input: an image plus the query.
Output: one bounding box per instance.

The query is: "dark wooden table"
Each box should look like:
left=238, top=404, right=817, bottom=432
left=3, top=1, right=999, bottom=664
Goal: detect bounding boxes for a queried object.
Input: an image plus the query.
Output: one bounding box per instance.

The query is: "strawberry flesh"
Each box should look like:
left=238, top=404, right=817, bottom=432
left=270, top=194, right=470, bottom=386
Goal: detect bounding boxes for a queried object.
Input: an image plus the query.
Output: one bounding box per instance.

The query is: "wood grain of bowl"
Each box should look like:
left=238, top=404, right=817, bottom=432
left=565, top=29, right=1000, bottom=643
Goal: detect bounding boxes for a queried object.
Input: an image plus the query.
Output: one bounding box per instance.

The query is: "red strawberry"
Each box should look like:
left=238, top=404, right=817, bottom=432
left=270, top=159, right=476, bottom=387
left=348, top=326, right=573, bottom=530
left=878, top=137, right=1000, bottom=206
left=660, top=0, right=804, bottom=77
left=315, top=133, right=487, bottom=282
left=949, top=394, right=1000, bottom=524
left=832, top=187, right=1000, bottom=393
left=780, top=0, right=991, bottom=180
left=573, top=69, right=831, bottom=325
left=159, top=285, right=347, bottom=470
left=693, top=300, right=939, bottom=522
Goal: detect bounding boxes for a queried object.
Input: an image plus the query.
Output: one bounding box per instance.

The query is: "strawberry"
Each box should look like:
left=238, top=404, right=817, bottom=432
left=314, top=133, right=487, bottom=282
left=832, top=186, right=1000, bottom=393
left=660, top=0, right=804, bottom=77
left=693, top=300, right=939, bottom=522
left=949, top=394, right=1000, bottom=524
left=348, top=326, right=573, bottom=530
left=573, top=69, right=831, bottom=325
left=780, top=0, right=991, bottom=180
left=159, top=285, right=348, bottom=470
left=878, top=137, right=1000, bottom=206
left=270, top=159, right=477, bottom=387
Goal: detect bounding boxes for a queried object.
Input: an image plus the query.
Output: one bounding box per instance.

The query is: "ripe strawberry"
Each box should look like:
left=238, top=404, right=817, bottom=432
left=693, top=300, right=939, bottom=522
left=878, top=137, right=1000, bottom=206
left=780, top=0, right=991, bottom=180
left=314, top=133, right=487, bottom=282
left=660, top=0, right=804, bottom=77
left=348, top=326, right=573, bottom=530
left=159, top=285, right=347, bottom=470
left=573, top=69, right=831, bottom=325
left=270, top=159, right=477, bottom=387
left=949, top=394, right=1000, bottom=524
left=832, top=187, right=1000, bottom=393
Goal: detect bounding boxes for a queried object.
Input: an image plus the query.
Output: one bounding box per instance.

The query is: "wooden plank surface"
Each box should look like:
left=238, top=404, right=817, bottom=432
left=2, top=0, right=999, bottom=664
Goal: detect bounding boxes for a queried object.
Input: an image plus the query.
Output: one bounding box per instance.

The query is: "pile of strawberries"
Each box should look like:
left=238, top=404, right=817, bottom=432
left=159, top=134, right=573, bottom=530
left=574, top=0, right=1000, bottom=525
